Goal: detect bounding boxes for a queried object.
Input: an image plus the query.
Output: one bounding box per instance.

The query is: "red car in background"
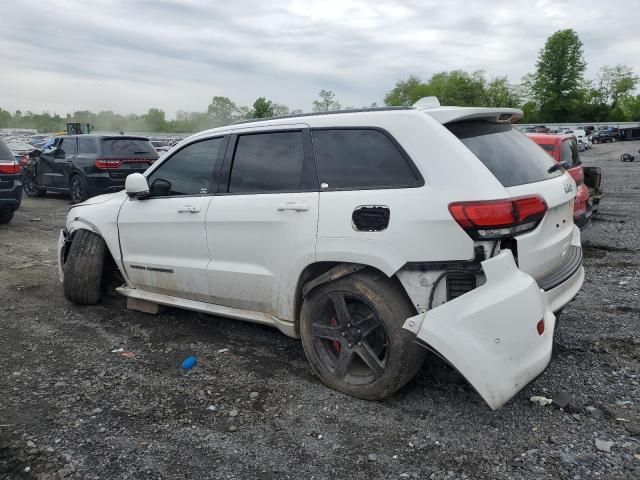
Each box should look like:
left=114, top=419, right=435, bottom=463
left=527, top=133, right=591, bottom=229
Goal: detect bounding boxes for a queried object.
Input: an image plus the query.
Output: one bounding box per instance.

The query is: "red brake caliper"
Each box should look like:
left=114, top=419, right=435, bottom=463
left=329, top=316, right=341, bottom=353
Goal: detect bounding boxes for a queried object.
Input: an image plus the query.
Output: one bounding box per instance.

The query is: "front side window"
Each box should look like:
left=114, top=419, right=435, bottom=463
left=311, top=129, right=419, bottom=189
left=228, top=131, right=305, bottom=193
left=147, top=137, right=224, bottom=196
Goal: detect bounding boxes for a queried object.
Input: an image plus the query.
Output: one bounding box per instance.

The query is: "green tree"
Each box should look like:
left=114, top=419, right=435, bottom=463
left=252, top=97, right=274, bottom=118
left=598, top=64, right=638, bottom=110
left=531, top=29, right=586, bottom=122
left=484, top=77, right=521, bottom=108
left=207, top=96, right=239, bottom=126
left=145, top=108, right=167, bottom=132
left=272, top=103, right=291, bottom=117
left=312, top=90, right=341, bottom=112
left=384, top=75, right=429, bottom=106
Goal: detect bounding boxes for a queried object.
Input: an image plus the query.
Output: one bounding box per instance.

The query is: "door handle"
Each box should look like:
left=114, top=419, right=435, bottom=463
left=277, top=202, right=309, bottom=212
left=177, top=205, right=201, bottom=213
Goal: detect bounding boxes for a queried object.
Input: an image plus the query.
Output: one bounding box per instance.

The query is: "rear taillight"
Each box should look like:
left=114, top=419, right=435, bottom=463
left=448, top=195, right=548, bottom=240
left=95, top=158, right=124, bottom=169
left=0, top=160, right=21, bottom=174
left=95, top=158, right=154, bottom=169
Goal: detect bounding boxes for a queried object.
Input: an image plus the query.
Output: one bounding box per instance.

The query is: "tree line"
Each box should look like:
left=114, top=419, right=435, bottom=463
left=384, top=29, right=639, bottom=123
left=1, top=29, right=638, bottom=134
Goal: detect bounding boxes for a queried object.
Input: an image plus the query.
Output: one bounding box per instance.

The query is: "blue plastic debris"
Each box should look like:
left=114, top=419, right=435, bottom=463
left=181, top=355, right=197, bottom=371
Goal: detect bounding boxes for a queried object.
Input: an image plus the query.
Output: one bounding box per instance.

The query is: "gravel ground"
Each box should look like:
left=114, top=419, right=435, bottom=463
left=1, top=141, right=639, bottom=480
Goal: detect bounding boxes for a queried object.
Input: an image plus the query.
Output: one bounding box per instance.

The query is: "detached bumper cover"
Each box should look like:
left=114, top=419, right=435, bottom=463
left=403, top=250, right=556, bottom=410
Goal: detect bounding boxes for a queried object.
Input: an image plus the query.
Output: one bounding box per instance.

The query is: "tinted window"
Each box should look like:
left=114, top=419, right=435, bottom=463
left=560, top=139, right=580, bottom=167
left=229, top=131, right=304, bottom=193
left=101, top=138, right=157, bottom=158
left=447, top=121, right=561, bottom=187
left=0, top=140, right=12, bottom=161
left=147, top=138, right=224, bottom=196
left=312, top=129, right=418, bottom=189
left=540, top=144, right=555, bottom=153
left=78, top=137, right=98, bottom=154
left=60, top=137, right=77, bottom=156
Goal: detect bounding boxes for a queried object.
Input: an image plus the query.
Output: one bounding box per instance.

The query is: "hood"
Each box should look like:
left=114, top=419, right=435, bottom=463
left=72, top=190, right=126, bottom=207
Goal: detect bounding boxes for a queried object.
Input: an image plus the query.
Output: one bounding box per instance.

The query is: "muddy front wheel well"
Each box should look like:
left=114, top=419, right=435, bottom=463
left=64, top=229, right=122, bottom=292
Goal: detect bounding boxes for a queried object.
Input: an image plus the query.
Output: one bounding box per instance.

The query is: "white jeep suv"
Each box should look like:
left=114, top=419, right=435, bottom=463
left=58, top=100, right=584, bottom=409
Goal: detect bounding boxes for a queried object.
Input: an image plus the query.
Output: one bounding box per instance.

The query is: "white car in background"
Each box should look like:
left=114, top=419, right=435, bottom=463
left=564, top=129, right=592, bottom=149
left=57, top=100, right=584, bottom=409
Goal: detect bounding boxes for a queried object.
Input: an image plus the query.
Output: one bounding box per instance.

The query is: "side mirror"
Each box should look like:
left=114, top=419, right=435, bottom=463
left=125, top=173, right=150, bottom=199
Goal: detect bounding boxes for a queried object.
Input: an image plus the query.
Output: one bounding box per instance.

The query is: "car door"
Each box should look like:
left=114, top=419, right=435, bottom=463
left=118, top=136, right=227, bottom=302
left=205, top=126, right=319, bottom=320
left=37, top=138, right=61, bottom=187
left=54, top=136, right=77, bottom=188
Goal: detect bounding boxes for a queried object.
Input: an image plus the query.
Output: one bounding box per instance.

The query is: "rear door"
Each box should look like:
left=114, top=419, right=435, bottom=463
left=54, top=136, right=77, bottom=188
left=118, top=136, right=226, bottom=301
left=447, top=121, right=576, bottom=279
left=205, top=126, right=318, bottom=319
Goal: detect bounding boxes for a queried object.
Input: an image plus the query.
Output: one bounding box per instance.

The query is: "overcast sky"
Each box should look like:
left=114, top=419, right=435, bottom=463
left=1, top=0, right=638, bottom=118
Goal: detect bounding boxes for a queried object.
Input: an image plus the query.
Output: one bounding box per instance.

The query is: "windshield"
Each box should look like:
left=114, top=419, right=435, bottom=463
left=447, top=121, right=562, bottom=187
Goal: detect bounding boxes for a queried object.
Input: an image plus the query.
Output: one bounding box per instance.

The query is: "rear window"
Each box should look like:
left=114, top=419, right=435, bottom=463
left=0, top=140, right=13, bottom=161
left=446, top=121, right=562, bottom=187
left=560, top=139, right=580, bottom=167
left=540, top=144, right=555, bottom=153
left=101, top=138, right=157, bottom=158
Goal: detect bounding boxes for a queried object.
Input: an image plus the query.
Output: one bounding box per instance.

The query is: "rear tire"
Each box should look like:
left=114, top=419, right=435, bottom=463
left=69, top=174, right=90, bottom=204
left=63, top=230, right=106, bottom=305
left=0, top=207, right=14, bottom=224
left=300, top=270, right=426, bottom=400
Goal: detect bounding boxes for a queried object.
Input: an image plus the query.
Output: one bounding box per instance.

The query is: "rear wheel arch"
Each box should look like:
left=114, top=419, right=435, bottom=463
left=293, top=261, right=414, bottom=336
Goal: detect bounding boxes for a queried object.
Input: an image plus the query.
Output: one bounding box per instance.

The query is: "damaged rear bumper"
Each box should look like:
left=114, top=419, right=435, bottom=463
left=403, top=249, right=583, bottom=410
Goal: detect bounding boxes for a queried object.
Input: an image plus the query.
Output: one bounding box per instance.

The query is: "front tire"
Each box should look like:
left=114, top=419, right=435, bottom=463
left=300, top=270, right=425, bottom=400
left=69, top=174, right=89, bottom=204
left=0, top=207, right=14, bottom=224
left=63, top=230, right=106, bottom=305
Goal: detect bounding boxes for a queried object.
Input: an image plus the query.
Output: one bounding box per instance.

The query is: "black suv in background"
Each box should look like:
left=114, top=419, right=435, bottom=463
left=24, top=135, right=158, bottom=203
left=591, top=127, right=621, bottom=144
left=0, top=139, right=22, bottom=224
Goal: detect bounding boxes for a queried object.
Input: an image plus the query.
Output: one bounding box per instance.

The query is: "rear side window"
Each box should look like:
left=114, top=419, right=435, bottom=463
left=78, top=137, right=98, bottom=154
left=147, top=137, right=224, bottom=196
left=447, top=121, right=561, bottom=187
left=312, top=129, right=419, bottom=189
left=60, top=138, right=77, bottom=156
left=560, top=139, right=580, bottom=167
left=228, top=131, right=304, bottom=193
left=101, top=138, right=157, bottom=158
